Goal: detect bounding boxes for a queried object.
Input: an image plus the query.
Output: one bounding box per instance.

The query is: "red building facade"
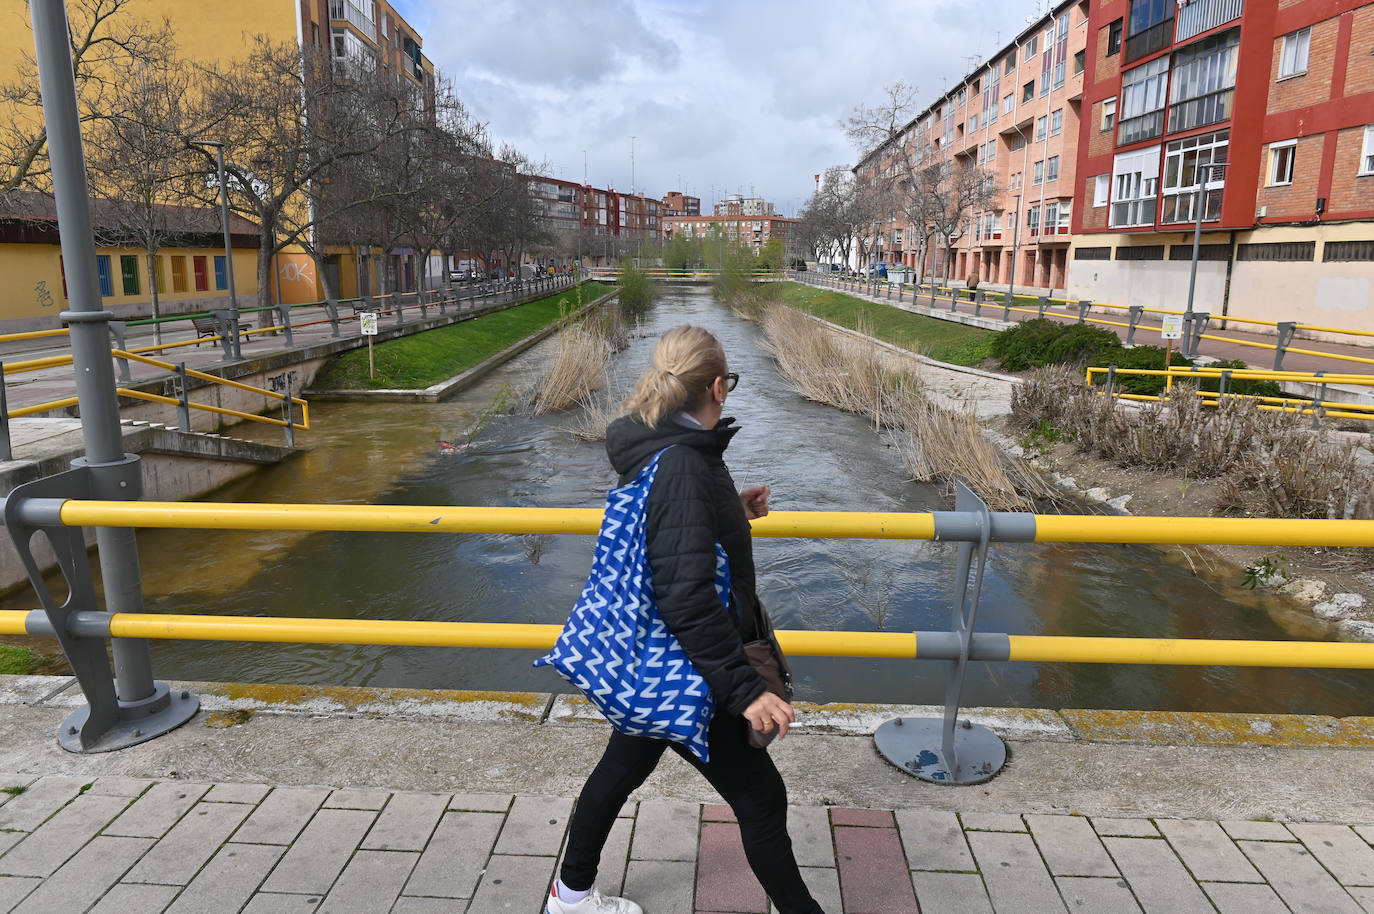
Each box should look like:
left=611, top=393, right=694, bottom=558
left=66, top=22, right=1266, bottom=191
left=1071, top=0, right=1374, bottom=331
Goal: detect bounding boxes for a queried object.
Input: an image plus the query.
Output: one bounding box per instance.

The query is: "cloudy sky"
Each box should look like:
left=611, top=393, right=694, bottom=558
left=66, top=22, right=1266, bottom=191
left=391, top=0, right=1042, bottom=215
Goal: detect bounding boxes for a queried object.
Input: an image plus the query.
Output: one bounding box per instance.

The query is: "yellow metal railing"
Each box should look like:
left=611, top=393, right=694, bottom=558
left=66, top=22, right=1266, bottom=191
left=6, top=610, right=1374, bottom=668
left=1084, top=366, right=1374, bottom=422
left=803, top=274, right=1374, bottom=370
left=37, top=500, right=1374, bottom=546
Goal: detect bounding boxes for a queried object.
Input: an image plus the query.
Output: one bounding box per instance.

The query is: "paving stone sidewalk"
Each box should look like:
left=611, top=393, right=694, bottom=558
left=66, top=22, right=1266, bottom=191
left=3, top=773, right=1374, bottom=913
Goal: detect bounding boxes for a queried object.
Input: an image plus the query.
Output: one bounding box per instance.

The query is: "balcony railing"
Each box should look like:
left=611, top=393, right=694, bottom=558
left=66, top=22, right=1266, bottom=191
left=329, top=0, right=376, bottom=43
left=1176, top=0, right=1243, bottom=42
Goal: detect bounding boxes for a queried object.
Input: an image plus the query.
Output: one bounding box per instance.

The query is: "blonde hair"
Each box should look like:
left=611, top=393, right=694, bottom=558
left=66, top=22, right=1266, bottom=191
left=623, top=325, right=727, bottom=427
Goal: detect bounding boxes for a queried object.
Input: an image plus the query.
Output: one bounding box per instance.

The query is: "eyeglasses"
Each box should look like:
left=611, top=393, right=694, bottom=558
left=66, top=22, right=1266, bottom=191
left=723, top=372, right=739, bottom=392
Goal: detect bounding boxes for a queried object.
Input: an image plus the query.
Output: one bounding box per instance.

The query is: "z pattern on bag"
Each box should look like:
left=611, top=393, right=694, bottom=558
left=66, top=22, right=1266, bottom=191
left=535, top=447, right=729, bottom=762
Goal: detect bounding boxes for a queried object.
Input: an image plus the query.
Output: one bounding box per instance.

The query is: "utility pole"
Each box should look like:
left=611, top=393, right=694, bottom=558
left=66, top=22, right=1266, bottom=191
left=27, top=0, right=197, bottom=751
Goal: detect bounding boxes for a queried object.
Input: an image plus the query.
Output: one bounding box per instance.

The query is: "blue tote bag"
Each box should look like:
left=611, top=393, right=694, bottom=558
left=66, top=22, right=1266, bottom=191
left=535, top=447, right=729, bottom=762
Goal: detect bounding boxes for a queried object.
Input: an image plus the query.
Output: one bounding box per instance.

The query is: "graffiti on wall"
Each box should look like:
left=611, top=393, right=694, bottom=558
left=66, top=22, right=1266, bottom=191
left=266, top=370, right=299, bottom=394
left=34, top=281, right=54, bottom=309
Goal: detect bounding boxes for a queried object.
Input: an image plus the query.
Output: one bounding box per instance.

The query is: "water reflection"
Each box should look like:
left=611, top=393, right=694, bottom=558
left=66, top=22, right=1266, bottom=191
left=19, top=287, right=1370, bottom=713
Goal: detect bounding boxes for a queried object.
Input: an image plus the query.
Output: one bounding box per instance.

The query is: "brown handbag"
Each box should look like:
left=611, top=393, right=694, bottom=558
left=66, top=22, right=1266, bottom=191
left=743, top=605, right=794, bottom=749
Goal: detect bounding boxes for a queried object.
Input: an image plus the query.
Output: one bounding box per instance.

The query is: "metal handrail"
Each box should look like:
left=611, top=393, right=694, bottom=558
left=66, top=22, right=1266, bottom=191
left=16, top=499, right=1374, bottom=546
left=4, top=610, right=1374, bottom=669
left=798, top=274, right=1374, bottom=373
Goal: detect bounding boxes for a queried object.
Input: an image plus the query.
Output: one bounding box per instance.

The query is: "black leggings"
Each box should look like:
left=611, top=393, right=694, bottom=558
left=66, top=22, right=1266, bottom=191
left=561, top=713, right=825, bottom=914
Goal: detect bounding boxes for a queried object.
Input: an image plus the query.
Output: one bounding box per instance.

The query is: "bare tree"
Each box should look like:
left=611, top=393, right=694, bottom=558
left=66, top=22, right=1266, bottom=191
left=844, top=81, right=919, bottom=156
left=1, top=0, right=173, bottom=198
left=913, top=158, right=998, bottom=285
left=186, top=38, right=410, bottom=308
left=85, top=51, right=194, bottom=343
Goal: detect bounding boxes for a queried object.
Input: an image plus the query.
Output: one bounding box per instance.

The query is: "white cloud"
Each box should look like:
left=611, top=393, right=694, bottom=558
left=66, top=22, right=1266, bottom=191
left=418, top=0, right=1033, bottom=212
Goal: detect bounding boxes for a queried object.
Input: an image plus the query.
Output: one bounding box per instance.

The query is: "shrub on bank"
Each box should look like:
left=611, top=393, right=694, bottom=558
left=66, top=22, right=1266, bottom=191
left=1088, top=345, right=1192, bottom=395
left=616, top=262, right=657, bottom=317
left=991, top=319, right=1123, bottom=371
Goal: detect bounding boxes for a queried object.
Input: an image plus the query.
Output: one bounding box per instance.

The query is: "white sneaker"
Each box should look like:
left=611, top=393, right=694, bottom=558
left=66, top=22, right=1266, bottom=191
left=546, top=885, right=643, bottom=914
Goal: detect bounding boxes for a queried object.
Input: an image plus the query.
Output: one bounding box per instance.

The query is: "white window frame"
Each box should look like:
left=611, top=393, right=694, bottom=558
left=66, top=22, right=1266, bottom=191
left=1047, top=155, right=1060, bottom=182
left=1033, top=160, right=1045, bottom=185
left=1279, top=28, right=1311, bottom=79
left=1094, top=174, right=1110, bottom=207
left=1003, top=92, right=1014, bottom=114
left=1110, top=145, right=1162, bottom=229
left=1161, top=129, right=1229, bottom=224
left=1361, top=126, right=1374, bottom=176
left=1035, top=115, right=1048, bottom=141
left=1102, top=98, right=1117, bottom=132
left=1050, top=108, right=1063, bottom=136
left=1268, top=139, right=1297, bottom=186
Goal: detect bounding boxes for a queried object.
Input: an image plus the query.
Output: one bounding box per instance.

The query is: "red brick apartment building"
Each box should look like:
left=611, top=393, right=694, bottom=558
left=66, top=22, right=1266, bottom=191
left=662, top=192, right=701, bottom=216
left=854, top=0, right=1089, bottom=292
left=524, top=177, right=661, bottom=262
left=661, top=213, right=798, bottom=255
left=1072, top=0, right=1374, bottom=332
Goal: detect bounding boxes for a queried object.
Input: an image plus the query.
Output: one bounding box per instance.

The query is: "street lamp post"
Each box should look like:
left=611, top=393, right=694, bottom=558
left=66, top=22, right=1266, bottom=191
left=189, top=140, right=241, bottom=359
left=1007, top=192, right=1023, bottom=307
left=1183, top=163, right=1228, bottom=357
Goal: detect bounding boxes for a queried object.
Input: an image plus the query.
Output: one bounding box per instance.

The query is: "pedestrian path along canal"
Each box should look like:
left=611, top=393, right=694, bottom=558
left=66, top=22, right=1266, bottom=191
left=57, top=287, right=1372, bottom=714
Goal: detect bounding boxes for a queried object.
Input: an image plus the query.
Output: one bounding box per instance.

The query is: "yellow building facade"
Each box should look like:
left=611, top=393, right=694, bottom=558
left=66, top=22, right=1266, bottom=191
left=0, top=0, right=434, bottom=328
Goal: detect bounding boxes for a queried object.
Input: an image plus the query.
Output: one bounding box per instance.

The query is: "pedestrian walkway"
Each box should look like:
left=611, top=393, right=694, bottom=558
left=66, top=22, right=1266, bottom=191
left=794, top=275, right=1374, bottom=378
left=4, top=772, right=1374, bottom=913
left=0, top=278, right=580, bottom=418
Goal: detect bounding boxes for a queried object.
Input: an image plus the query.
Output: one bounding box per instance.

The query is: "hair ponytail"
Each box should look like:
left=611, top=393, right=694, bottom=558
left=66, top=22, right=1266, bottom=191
left=624, top=325, right=726, bottom=427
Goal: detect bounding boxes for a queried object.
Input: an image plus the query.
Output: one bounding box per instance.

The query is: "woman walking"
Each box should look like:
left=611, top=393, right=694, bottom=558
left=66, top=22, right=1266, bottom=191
left=546, top=325, right=825, bottom=914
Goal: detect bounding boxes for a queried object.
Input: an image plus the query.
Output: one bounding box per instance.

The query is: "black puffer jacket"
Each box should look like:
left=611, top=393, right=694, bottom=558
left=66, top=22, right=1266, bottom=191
left=605, top=413, right=767, bottom=717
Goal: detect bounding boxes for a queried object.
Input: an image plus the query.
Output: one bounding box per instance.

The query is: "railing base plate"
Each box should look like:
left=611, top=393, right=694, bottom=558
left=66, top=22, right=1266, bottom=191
left=874, top=717, right=1006, bottom=785
left=57, top=682, right=199, bottom=753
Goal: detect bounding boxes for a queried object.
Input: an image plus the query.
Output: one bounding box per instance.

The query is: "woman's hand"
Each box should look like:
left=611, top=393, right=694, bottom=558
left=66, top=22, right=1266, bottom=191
left=743, top=691, right=795, bottom=740
left=740, top=485, right=771, bottom=520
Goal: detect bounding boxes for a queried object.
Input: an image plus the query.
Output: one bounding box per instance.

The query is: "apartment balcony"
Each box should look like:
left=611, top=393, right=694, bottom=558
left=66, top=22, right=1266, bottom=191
left=1176, top=0, right=1243, bottom=43
left=329, top=0, right=376, bottom=43
left=979, top=231, right=1004, bottom=246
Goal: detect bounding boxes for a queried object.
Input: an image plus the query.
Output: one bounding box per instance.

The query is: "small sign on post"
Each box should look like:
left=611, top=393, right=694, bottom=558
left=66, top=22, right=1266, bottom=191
left=1160, top=314, right=1183, bottom=391
left=360, top=311, right=379, bottom=379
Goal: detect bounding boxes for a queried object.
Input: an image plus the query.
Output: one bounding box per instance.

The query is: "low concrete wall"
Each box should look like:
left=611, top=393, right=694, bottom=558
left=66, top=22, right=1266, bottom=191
left=0, top=423, right=293, bottom=596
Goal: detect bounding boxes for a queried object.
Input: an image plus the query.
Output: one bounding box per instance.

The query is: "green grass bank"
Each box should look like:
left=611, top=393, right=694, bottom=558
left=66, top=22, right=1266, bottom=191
left=0, top=645, right=39, bottom=675
left=775, top=283, right=995, bottom=367
left=311, top=282, right=611, bottom=390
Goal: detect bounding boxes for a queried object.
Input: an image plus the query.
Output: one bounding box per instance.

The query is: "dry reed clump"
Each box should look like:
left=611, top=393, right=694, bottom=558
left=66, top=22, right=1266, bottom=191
left=761, top=304, right=1045, bottom=510
left=531, top=325, right=612, bottom=415
left=1011, top=368, right=1374, bottom=519
left=565, top=389, right=622, bottom=442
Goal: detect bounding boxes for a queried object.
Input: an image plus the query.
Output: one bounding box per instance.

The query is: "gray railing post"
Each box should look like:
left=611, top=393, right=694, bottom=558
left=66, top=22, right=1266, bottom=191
left=0, top=361, right=11, bottom=462
left=20, top=0, right=197, bottom=753
left=974, top=290, right=984, bottom=317
left=281, top=375, right=296, bottom=448
left=173, top=362, right=191, bottom=432
left=1038, top=295, right=1049, bottom=318
left=1185, top=312, right=1210, bottom=359
left=325, top=297, right=341, bottom=338
left=1311, top=371, right=1326, bottom=430
left=1002, top=290, right=1013, bottom=321
left=872, top=482, right=1006, bottom=785
left=108, top=322, right=131, bottom=381
left=276, top=304, right=294, bottom=348
left=212, top=309, right=239, bottom=362
left=1077, top=299, right=1091, bottom=324
left=1218, top=368, right=1232, bottom=400
left=394, top=294, right=405, bottom=327
left=949, top=289, right=959, bottom=313
left=1125, top=306, right=1145, bottom=345
left=1105, top=365, right=1117, bottom=399
left=1274, top=321, right=1297, bottom=370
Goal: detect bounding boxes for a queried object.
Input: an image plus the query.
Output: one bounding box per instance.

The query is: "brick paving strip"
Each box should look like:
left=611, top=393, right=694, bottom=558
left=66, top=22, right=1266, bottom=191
left=4, top=775, right=1374, bottom=912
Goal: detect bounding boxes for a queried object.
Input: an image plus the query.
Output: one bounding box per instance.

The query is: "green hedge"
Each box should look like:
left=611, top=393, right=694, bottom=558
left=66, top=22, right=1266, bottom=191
left=991, top=318, right=1123, bottom=371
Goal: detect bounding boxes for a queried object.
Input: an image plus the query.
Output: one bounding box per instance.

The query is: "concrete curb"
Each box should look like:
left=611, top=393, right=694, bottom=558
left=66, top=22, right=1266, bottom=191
left=5, top=675, right=1372, bottom=749
left=305, top=290, right=619, bottom=403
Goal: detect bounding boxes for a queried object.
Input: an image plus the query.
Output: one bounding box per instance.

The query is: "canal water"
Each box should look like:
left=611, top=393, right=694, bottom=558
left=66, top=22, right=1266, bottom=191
left=97, top=287, right=1374, bottom=712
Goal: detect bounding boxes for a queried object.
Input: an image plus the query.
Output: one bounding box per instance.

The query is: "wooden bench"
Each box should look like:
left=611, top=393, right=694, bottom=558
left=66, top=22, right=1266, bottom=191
left=190, top=315, right=252, bottom=348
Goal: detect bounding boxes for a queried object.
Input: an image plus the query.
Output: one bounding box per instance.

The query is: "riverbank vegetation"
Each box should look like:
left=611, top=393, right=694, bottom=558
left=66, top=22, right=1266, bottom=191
left=531, top=281, right=649, bottom=416
left=0, top=644, right=38, bottom=675
left=311, top=282, right=610, bottom=391
left=759, top=305, right=1049, bottom=510
left=1011, top=368, right=1373, bottom=520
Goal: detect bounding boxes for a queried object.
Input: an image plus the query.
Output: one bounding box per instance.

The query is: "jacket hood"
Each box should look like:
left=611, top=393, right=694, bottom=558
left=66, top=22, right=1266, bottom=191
left=605, top=414, right=740, bottom=478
